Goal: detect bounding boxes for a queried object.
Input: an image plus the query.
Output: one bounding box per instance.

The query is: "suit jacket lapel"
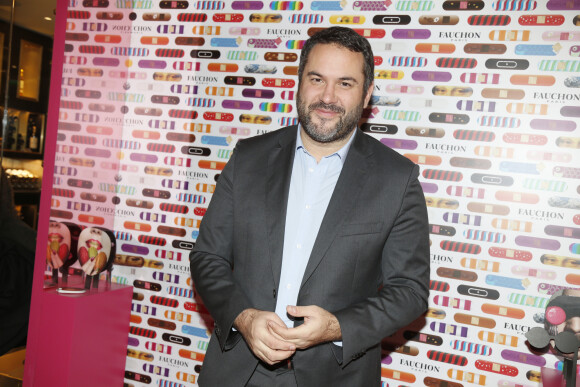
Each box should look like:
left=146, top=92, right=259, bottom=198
left=266, top=126, right=297, bottom=289
left=300, top=130, right=373, bottom=289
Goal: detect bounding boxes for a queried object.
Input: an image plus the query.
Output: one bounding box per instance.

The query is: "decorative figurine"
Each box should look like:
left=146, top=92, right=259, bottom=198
left=526, top=289, right=580, bottom=387
left=77, top=227, right=116, bottom=290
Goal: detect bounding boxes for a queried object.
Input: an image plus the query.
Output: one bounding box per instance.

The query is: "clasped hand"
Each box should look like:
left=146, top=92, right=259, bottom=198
left=234, top=305, right=341, bottom=365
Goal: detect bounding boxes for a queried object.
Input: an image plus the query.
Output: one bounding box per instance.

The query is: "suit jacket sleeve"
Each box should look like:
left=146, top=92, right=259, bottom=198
left=189, top=147, right=251, bottom=351
left=333, top=164, right=430, bottom=366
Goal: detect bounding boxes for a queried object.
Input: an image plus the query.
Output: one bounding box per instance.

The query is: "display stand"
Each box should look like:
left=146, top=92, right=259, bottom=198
left=26, top=282, right=132, bottom=387
left=21, top=1, right=134, bottom=385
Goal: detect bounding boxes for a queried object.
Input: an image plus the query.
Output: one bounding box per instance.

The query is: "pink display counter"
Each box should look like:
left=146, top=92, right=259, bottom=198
left=25, top=283, right=133, bottom=386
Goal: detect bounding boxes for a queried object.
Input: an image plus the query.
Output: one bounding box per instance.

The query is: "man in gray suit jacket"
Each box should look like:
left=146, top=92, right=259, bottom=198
left=190, top=27, right=430, bottom=386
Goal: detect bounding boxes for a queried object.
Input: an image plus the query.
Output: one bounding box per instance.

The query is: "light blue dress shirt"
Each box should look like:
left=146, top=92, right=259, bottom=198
left=274, top=126, right=356, bottom=341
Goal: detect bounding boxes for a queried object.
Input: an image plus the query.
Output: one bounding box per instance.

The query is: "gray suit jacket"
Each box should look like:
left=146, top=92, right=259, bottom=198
left=190, top=125, right=430, bottom=386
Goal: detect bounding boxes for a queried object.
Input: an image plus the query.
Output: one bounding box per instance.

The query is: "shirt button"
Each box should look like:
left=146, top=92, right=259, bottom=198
left=296, top=244, right=302, bottom=249
left=305, top=204, right=310, bottom=209
left=308, top=168, right=314, bottom=173
left=286, top=284, right=292, bottom=289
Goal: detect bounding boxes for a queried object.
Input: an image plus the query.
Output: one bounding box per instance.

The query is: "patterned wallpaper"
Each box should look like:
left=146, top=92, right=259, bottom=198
left=46, top=0, right=580, bottom=385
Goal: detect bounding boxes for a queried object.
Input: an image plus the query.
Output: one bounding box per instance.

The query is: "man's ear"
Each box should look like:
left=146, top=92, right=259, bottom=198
left=364, top=82, right=374, bottom=107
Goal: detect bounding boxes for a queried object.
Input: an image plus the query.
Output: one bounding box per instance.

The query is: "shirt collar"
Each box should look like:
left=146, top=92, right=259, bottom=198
left=295, top=124, right=356, bottom=164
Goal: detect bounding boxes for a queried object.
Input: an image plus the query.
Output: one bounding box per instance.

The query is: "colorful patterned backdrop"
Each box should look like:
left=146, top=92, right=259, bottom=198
left=46, top=0, right=580, bottom=385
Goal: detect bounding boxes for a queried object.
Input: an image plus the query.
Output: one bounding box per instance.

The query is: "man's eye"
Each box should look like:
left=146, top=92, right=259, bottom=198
left=341, top=82, right=352, bottom=88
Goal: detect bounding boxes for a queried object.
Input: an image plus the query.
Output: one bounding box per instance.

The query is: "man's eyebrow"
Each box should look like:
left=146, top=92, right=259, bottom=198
left=306, top=71, right=360, bottom=84
left=306, top=70, right=322, bottom=78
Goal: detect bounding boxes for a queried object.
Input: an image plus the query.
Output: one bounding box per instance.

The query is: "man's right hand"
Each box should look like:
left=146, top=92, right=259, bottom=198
left=233, top=308, right=296, bottom=365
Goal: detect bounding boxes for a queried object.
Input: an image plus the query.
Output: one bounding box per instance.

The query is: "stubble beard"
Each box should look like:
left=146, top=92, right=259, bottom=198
left=297, top=92, right=365, bottom=144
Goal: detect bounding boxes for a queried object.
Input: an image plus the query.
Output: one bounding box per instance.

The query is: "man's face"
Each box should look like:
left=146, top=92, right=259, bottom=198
left=297, top=43, right=372, bottom=144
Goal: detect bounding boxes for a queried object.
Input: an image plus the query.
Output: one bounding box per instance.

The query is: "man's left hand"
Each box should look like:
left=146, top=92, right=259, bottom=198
left=268, top=305, right=341, bottom=349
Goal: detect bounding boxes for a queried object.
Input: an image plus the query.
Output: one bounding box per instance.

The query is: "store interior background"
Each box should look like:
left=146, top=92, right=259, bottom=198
left=0, top=0, right=55, bottom=383
left=0, top=0, right=55, bottom=229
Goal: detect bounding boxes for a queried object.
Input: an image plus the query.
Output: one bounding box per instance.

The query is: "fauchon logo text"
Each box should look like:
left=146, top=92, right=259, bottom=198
left=168, top=263, right=190, bottom=274
left=438, top=31, right=481, bottom=41
left=425, top=143, right=468, bottom=154
left=431, top=254, right=453, bottom=264
left=504, top=322, right=531, bottom=335
left=178, top=170, right=209, bottom=180
left=159, top=356, right=189, bottom=368
left=112, top=25, right=152, bottom=33
left=399, top=359, right=441, bottom=373
left=518, top=208, right=564, bottom=221
left=124, top=118, right=144, bottom=126
left=104, top=117, right=123, bottom=124
left=533, top=92, right=580, bottom=104
left=187, top=75, right=219, bottom=83
left=95, top=206, right=135, bottom=217
left=266, top=28, right=301, bottom=37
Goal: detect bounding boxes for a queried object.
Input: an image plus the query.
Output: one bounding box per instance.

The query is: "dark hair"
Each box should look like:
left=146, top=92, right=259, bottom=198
left=298, top=26, right=375, bottom=93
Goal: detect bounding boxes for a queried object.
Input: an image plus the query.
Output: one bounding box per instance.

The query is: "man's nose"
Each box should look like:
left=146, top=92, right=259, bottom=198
left=320, top=83, right=338, bottom=104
